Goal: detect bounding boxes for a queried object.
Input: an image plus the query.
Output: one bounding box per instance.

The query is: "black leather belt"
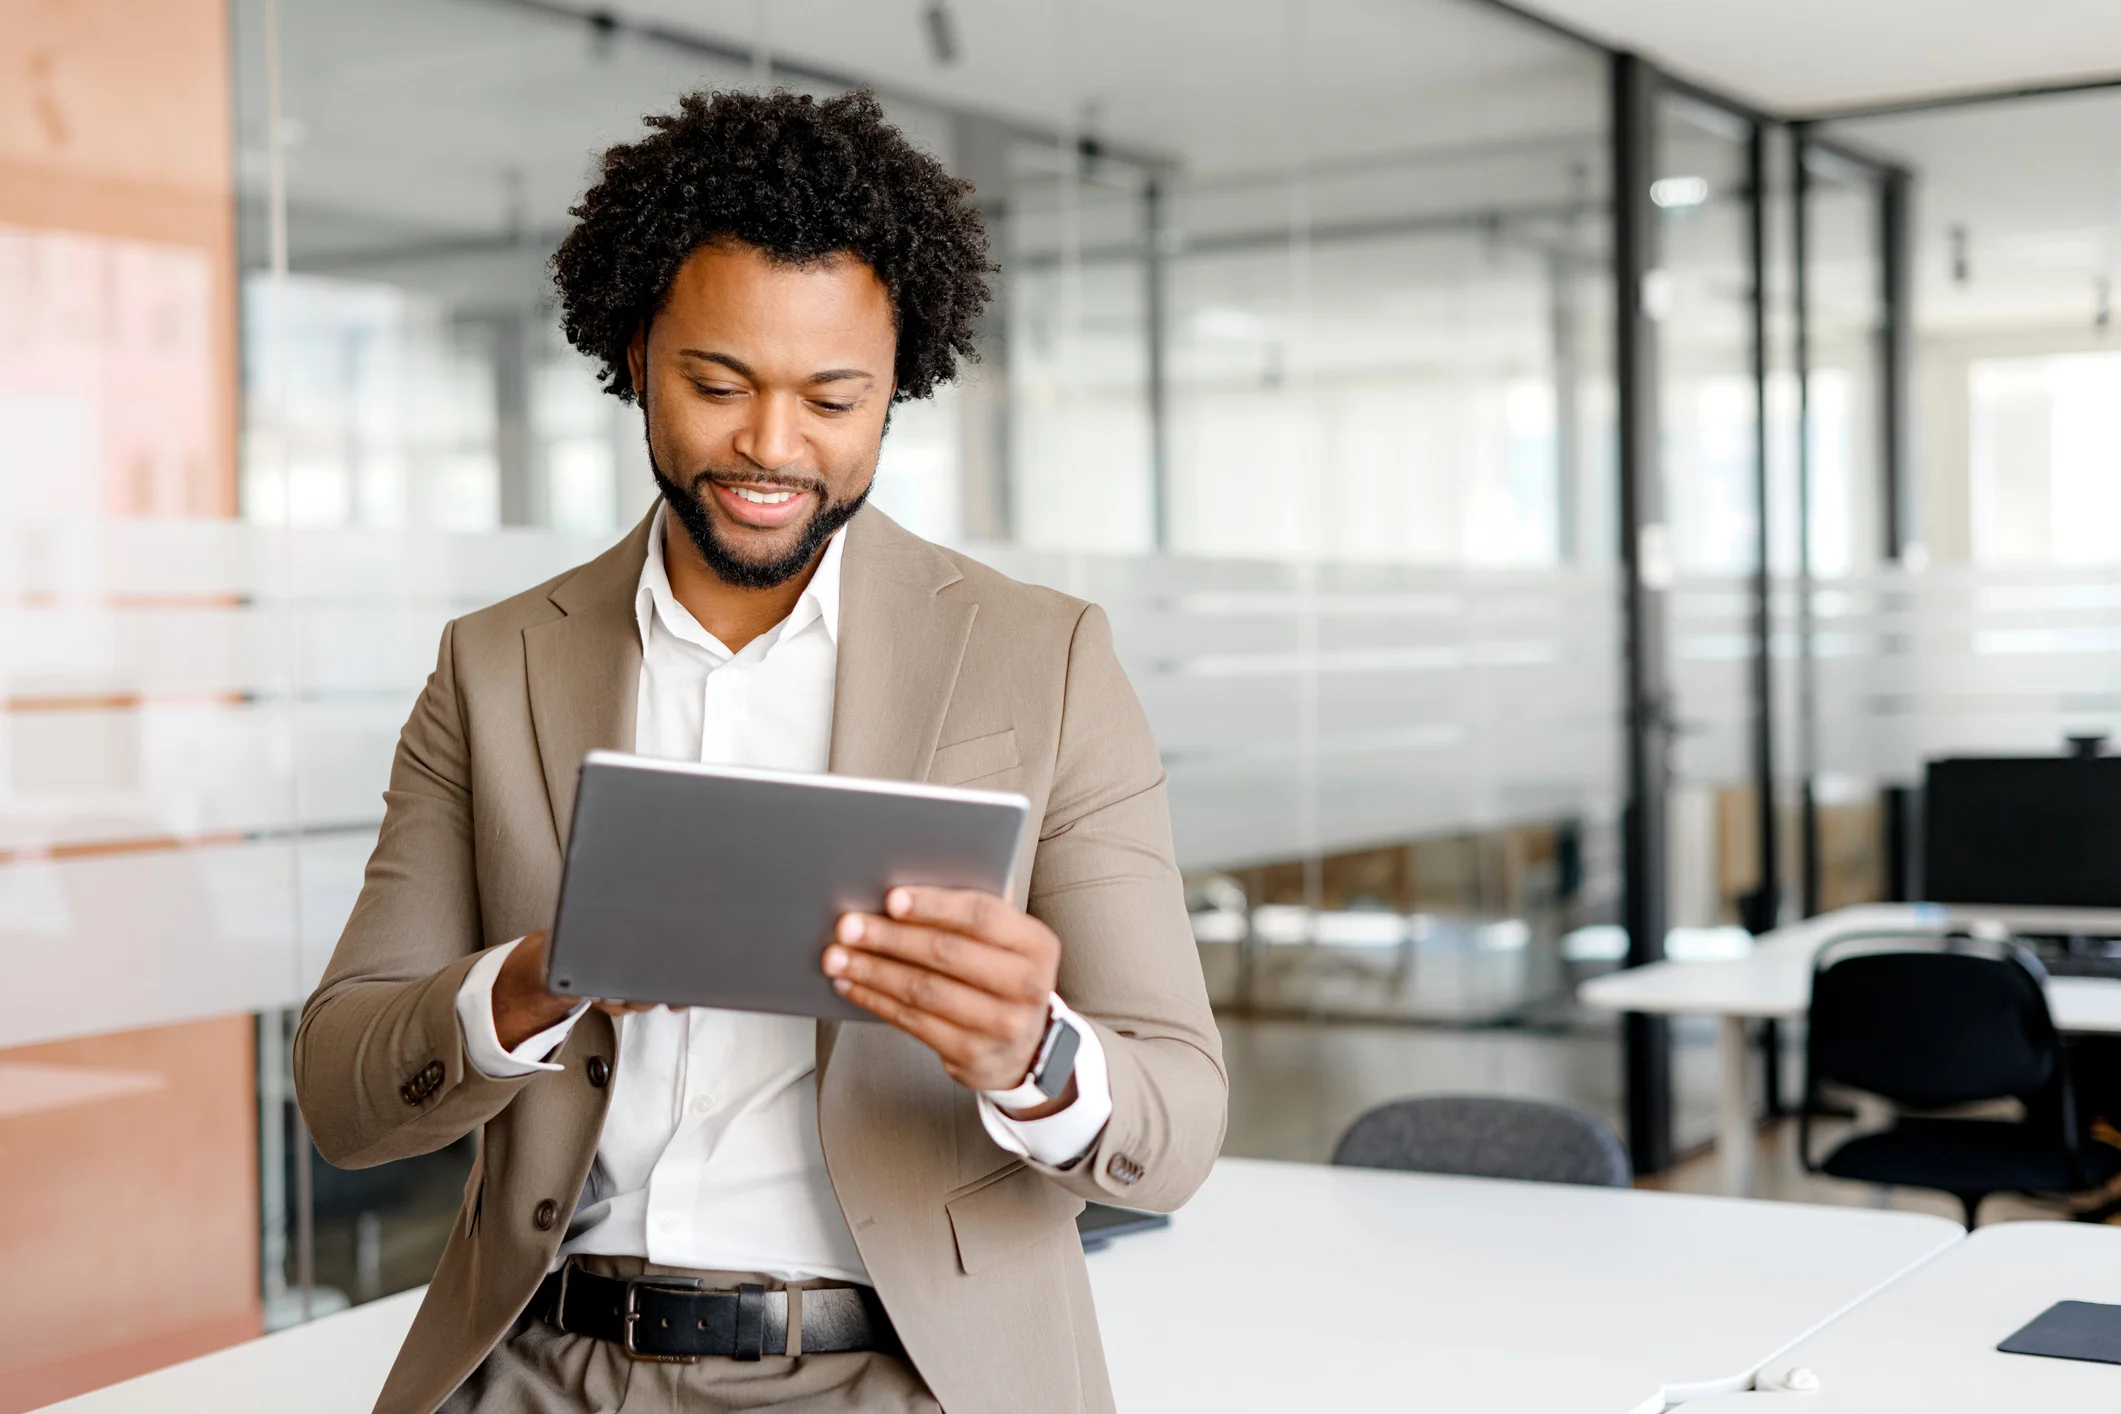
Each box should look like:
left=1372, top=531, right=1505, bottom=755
left=531, top=1265, right=901, bottom=1363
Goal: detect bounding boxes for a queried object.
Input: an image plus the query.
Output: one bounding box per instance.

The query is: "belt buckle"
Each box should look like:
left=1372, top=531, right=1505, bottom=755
left=621, top=1274, right=704, bottom=1364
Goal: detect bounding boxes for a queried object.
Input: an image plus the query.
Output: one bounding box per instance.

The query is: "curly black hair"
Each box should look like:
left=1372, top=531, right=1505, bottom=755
left=552, top=88, right=993, bottom=405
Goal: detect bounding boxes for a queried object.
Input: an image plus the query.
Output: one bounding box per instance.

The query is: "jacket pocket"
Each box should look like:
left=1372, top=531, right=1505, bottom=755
left=929, top=728, right=1020, bottom=787
left=945, top=1159, right=1086, bottom=1275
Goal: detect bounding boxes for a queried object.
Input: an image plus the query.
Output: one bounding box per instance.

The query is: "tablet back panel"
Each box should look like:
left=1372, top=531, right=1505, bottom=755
left=546, top=751, right=1029, bottom=1020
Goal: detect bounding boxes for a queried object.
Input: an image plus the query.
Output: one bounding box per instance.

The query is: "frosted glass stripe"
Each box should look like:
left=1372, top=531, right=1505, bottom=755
left=2, top=514, right=1635, bottom=1043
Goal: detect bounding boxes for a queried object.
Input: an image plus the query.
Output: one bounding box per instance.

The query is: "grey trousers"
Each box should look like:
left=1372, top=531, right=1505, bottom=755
left=438, top=1257, right=940, bottom=1414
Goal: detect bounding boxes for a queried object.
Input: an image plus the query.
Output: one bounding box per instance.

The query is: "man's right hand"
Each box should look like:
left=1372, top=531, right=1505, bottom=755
left=492, top=930, right=653, bottom=1050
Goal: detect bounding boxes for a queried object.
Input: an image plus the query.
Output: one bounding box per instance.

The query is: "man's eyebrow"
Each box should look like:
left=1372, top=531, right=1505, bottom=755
left=674, top=350, right=875, bottom=386
left=676, top=349, right=753, bottom=378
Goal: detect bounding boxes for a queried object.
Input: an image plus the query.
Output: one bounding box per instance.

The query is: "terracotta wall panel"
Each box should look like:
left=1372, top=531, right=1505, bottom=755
left=0, top=1016, right=263, bottom=1411
left=0, top=0, right=238, bottom=516
left=0, top=1, right=261, bottom=1406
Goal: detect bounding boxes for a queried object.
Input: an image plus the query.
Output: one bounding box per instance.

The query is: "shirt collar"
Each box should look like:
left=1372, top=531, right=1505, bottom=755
left=635, top=502, right=845, bottom=657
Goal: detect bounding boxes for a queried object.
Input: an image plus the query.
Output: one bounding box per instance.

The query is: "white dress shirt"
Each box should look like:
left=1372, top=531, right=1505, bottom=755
left=454, top=507, right=1111, bottom=1283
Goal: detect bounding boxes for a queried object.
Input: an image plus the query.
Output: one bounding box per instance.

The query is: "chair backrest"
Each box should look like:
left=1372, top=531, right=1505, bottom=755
left=1807, top=939, right=2060, bottom=1110
left=1330, top=1095, right=1631, bottom=1187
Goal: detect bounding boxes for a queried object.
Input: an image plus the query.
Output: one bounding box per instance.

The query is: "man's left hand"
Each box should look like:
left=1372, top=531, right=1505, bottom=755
left=824, top=886, right=1071, bottom=1118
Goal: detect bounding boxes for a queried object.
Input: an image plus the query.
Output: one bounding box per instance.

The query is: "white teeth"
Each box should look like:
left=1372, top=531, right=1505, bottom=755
left=733, top=487, right=797, bottom=505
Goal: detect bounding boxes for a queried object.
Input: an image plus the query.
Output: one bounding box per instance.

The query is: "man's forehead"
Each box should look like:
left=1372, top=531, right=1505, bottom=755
left=650, top=244, right=893, bottom=377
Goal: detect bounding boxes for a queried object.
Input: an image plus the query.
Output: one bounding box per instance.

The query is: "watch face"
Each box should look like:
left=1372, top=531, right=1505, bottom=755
left=1035, top=1016, right=1081, bottom=1100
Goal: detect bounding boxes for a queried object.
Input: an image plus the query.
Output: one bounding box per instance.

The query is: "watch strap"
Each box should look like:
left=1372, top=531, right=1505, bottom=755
left=985, top=998, right=1078, bottom=1110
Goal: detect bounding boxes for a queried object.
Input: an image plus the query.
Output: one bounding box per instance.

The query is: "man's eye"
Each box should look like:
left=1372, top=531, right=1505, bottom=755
left=813, top=400, right=857, bottom=414
left=692, top=382, right=739, bottom=399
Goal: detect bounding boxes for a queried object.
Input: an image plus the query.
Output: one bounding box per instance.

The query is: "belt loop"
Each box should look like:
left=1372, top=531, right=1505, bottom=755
left=734, top=1283, right=766, bottom=1361
left=552, top=1259, right=575, bottom=1334
left=786, top=1285, right=802, bottom=1357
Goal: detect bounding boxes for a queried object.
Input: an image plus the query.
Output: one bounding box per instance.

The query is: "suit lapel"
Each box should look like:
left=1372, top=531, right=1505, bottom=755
left=827, top=506, right=977, bottom=782
left=524, top=511, right=653, bottom=851
left=817, top=506, right=976, bottom=1079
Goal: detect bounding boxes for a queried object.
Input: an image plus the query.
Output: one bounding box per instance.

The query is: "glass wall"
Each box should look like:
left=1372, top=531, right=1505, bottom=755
left=1791, top=137, right=1895, bottom=912
left=1000, top=93, right=1625, bottom=1035
left=1815, top=90, right=2121, bottom=908
left=1655, top=93, right=1765, bottom=948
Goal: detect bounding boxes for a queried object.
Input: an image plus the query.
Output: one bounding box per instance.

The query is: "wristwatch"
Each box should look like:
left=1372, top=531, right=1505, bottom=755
left=984, top=1000, right=1081, bottom=1112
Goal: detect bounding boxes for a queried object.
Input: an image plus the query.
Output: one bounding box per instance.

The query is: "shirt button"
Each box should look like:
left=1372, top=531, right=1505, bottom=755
left=692, top=1096, right=714, bottom=1115
left=586, top=1057, right=610, bottom=1089
left=533, top=1200, right=559, bottom=1231
left=658, top=1214, right=681, bottom=1232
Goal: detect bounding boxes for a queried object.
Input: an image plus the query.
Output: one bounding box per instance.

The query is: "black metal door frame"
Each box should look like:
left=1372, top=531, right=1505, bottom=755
left=1611, top=50, right=1675, bottom=1174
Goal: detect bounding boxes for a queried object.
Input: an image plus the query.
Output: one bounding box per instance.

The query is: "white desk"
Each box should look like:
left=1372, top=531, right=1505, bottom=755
left=1088, top=1158, right=1958, bottom=1411
left=33, top=1285, right=425, bottom=1414
left=37, top=1157, right=1961, bottom=1414
left=1685, top=1222, right=2121, bottom=1411
left=1578, top=903, right=2121, bottom=1197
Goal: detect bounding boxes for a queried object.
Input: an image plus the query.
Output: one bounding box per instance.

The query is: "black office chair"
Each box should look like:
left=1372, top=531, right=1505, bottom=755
left=1800, top=935, right=2121, bottom=1228
left=1331, top=1095, right=1631, bottom=1187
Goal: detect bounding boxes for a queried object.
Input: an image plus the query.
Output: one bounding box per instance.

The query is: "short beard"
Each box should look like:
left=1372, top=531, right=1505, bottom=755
left=649, top=452, right=870, bottom=591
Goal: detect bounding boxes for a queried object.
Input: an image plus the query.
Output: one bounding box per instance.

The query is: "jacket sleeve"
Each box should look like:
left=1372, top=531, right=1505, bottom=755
left=293, top=620, right=539, bottom=1169
left=1025, top=604, right=1228, bottom=1209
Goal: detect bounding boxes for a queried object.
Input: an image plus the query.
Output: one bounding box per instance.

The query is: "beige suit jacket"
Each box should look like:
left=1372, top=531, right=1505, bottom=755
left=294, top=506, right=1227, bottom=1414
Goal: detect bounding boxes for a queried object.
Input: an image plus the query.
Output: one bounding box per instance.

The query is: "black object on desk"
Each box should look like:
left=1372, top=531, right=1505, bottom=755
left=1077, top=1202, right=1169, bottom=1252
left=1925, top=755, right=2121, bottom=908
left=1999, top=1300, right=2121, bottom=1365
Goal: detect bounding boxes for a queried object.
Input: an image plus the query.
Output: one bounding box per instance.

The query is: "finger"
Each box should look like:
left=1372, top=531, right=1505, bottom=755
left=832, top=976, right=985, bottom=1069
left=832, top=977, right=1027, bottom=1090
left=826, top=947, right=1029, bottom=1038
left=829, top=915, right=1045, bottom=1001
left=882, top=886, right=1048, bottom=954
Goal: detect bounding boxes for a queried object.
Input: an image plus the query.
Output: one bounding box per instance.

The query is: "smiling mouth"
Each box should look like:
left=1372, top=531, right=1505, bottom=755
left=704, top=476, right=819, bottom=529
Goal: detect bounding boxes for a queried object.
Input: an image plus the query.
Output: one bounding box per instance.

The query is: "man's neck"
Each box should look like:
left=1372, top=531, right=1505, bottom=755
left=661, top=518, right=822, bottom=655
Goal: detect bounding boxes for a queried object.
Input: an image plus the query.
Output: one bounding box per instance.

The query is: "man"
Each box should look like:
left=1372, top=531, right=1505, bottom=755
left=294, top=89, right=1225, bottom=1414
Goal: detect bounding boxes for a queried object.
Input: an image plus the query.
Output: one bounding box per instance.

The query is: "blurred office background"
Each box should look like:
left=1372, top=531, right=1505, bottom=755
left=6, top=0, right=2121, bottom=1403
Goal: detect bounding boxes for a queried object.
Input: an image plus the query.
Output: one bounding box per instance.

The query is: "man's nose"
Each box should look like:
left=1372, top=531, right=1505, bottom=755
left=732, top=393, right=803, bottom=472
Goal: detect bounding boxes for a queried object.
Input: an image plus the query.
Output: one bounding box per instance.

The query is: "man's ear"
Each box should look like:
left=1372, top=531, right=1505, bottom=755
left=625, top=325, right=648, bottom=402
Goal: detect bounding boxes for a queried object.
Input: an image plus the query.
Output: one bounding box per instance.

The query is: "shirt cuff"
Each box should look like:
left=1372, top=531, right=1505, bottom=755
left=976, top=994, right=1112, bottom=1169
left=455, top=937, right=589, bottom=1079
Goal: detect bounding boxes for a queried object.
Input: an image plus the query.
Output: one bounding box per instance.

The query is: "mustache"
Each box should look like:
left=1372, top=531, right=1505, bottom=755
left=687, top=468, right=829, bottom=498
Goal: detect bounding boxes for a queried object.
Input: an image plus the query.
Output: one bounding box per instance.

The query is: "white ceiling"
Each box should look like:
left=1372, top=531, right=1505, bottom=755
left=1831, top=91, right=2121, bottom=334
left=1519, top=0, right=2121, bottom=114
left=604, top=0, right=1605, bottom=170
left=261, top=0, right=1613, bottom=256
left=258, top=0, right=2121, bottom=342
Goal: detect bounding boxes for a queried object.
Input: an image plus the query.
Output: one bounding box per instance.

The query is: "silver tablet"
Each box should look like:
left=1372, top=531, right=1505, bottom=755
left=545, top=750, right=1031, bottom=1020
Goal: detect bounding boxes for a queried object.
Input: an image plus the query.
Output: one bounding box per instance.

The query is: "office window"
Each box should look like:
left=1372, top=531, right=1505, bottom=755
left=1969, top=351, right=2121, bottom=565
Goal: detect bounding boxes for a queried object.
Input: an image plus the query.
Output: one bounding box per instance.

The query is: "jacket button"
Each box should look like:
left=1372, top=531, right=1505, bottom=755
left=1106, top=1153, right=1141, bottom=1186
left=400, top=1083, right=419, bottom=1107
left=423, top=1060, right=444, bottom=1085
left=533, top=1199, right=559, bottom=1231
left=586, top=1056, right=610, bottom=1089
